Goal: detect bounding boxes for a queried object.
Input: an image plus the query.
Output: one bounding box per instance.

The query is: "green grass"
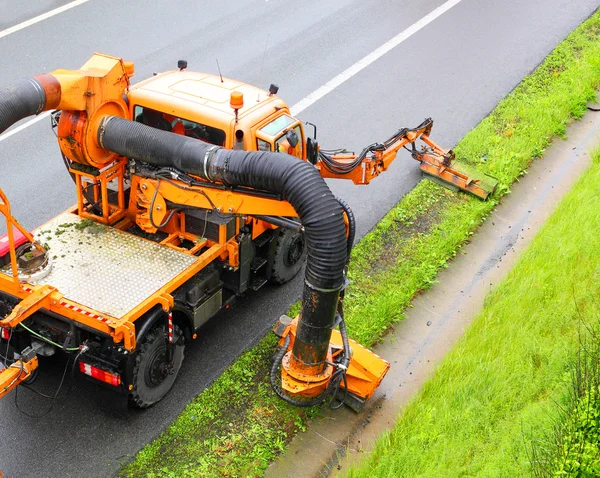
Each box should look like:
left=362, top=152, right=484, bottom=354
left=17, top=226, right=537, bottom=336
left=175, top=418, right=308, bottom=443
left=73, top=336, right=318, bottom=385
left=121, top=9, right=600, bottom=477
left=346, top=144, right=600, bottom=478
left=530, top=302, right=600, bottom=476
left=122, top=335, right=318, bottom=477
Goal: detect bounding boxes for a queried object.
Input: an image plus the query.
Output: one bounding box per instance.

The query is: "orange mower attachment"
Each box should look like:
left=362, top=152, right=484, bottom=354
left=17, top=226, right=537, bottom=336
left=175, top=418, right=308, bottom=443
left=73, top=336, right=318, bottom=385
left=272, top=315, right=390, bottom=412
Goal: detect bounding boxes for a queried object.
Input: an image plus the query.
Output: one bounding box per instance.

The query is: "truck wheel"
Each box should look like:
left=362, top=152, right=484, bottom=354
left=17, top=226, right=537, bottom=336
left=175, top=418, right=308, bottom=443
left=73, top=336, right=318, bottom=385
left=130, top=325, right=185, bottom=408
left=271, top=229, right=307, bottom=284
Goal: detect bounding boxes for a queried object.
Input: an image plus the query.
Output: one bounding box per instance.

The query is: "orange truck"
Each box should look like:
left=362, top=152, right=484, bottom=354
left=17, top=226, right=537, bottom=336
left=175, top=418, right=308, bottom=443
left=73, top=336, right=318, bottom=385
left=0, top=54, right=494, bottom=413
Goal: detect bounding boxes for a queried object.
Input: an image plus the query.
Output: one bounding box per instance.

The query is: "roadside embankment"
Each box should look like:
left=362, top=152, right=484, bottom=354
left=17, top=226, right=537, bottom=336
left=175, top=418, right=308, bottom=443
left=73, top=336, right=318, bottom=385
left=270, top=89, right=600, bottom=478
left=345, top=139, right=600, bottom=478
left=121, top=8, right=600, bottom=478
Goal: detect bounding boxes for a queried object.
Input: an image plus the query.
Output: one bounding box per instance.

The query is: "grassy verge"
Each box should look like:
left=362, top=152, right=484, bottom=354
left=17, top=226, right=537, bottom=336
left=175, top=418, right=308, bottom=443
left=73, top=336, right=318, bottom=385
left=121, top=9, right=600, bottom=477
left=530, top=311, right=600, bottom=477
left=346, top=144, right=600, bottom=478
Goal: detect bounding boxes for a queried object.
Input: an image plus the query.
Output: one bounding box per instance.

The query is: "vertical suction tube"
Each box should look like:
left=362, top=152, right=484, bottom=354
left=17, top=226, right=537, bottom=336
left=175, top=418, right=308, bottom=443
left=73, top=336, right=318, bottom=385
left=0, top=75, right=61, bottom=135
left=97, top=116, right=348, bottom=377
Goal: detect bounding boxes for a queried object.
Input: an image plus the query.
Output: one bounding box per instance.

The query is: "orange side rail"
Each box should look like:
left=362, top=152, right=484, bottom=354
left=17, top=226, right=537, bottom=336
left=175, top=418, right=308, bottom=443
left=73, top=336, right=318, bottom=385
left=0, top=189, right=44, bottom=288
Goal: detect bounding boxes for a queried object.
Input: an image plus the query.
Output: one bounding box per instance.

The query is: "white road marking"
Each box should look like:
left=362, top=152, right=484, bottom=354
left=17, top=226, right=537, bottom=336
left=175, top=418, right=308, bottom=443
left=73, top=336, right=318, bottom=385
left=290, top=0, right=463, bottom=116
left=0, top=112, right=51, bottom=143
left=0, top=0, right=461, bottom=142
left=0, top=0, right=91, bottom=40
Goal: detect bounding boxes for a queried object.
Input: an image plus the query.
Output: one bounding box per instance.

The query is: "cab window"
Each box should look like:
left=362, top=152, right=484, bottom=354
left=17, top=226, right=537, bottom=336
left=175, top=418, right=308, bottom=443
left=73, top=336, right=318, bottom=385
left=133, top=105, right=226, bottom=146
left=257, top=138, right=272, bottom=151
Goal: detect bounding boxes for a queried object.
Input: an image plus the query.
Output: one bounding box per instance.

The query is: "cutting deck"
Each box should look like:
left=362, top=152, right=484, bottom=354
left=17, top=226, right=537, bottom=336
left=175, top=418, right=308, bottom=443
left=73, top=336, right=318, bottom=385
left=32, top=212, right=197, bottom=319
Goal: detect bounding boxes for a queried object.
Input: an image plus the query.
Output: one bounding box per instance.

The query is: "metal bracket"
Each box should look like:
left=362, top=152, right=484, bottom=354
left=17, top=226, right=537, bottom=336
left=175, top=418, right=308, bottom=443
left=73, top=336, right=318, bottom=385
left=0, top=285, right=56, bottom=328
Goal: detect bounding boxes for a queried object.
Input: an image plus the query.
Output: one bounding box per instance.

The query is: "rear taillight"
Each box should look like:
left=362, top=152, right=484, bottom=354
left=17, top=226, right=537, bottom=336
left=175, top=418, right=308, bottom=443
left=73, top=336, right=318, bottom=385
left=1, top=327, right=9, bottom=340
left=79, top=362, right=121, bottom=386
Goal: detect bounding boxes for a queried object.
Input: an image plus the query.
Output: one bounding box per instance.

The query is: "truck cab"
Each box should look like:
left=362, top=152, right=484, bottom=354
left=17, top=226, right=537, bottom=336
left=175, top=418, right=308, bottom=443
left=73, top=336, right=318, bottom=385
left=127, top=70, right=306, bottom=159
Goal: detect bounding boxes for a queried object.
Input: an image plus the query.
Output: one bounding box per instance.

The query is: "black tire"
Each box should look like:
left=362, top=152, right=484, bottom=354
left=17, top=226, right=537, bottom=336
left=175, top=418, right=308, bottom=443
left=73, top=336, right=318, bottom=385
left=271, top=228, right=307, bottom=284
left=130, top=325, right=185, bottom=408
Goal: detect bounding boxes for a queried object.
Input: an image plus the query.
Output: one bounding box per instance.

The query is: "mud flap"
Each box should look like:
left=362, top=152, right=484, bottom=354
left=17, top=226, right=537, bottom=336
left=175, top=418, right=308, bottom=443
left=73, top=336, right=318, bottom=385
left=95, top=384, right=129, bottom=418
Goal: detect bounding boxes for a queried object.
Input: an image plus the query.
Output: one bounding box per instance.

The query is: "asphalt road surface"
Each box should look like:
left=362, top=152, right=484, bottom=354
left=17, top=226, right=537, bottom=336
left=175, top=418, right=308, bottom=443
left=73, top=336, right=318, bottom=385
left=0, top=0, right=598, bottom=476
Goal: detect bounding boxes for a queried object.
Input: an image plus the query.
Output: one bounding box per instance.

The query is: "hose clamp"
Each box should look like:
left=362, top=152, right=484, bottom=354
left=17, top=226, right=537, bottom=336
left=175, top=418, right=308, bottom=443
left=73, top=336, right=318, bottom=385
left=203, top=146, right=218, bottom=180
left=26, top=78, right=46, bottom=115
left=97, top=116, right=114, bottom=149
left=304, top=278, right=343, bottom=293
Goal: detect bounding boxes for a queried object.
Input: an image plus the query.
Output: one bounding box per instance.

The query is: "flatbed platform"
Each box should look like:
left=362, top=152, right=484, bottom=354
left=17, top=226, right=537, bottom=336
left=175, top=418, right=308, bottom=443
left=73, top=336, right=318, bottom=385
left=31, top=212, right=197, bottom=319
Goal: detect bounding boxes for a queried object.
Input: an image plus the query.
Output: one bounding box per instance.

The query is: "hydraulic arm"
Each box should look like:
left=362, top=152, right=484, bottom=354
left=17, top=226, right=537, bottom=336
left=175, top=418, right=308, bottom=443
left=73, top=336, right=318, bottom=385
left=313, top=118, right=496, bottom=199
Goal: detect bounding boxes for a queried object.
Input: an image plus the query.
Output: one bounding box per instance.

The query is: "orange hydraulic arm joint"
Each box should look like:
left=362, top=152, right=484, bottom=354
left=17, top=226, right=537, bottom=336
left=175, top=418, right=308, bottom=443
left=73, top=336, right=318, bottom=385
left=0, top=347, right=37, bottom=399
left=314, top=118, right=496, bottom=200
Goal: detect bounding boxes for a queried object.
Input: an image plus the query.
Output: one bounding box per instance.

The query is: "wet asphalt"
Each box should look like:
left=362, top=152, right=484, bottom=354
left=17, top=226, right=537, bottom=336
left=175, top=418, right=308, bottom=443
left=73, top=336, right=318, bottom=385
left=0, top=0, right=598, bottom=476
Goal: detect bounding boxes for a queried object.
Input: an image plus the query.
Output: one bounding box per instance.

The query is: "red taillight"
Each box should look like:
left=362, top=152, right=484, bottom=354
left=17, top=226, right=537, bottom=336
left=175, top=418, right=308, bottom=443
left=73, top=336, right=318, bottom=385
left=79, top=362, right=121, bottom=386
left=1, top=327, right=9, bottom=340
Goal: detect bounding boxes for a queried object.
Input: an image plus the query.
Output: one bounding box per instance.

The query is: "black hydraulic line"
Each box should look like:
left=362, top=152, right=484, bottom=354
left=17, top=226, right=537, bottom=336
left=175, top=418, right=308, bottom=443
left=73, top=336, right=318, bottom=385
left=270, top=335, right=324, bottom=407
left=270, top=316, right=351, bottom=409
left=336, top=197, right=355, bottom=259
left=136, top=305, right=166, bottom=344
left=329, top=316, right=350, bottom=409
left=254, top=215, right=303, bottom=232
left=149, top=179, right=179, bottom=229
left=98, top=116, right=347, bottom=375
left=317, top=118, right=435, bottom=176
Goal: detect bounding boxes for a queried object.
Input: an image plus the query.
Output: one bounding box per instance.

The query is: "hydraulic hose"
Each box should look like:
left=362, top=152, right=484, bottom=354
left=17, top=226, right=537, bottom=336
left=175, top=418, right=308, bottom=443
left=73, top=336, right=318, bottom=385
left=98, top=116, right=348, bottom=374
left=0, top=75, right=60, bottom=135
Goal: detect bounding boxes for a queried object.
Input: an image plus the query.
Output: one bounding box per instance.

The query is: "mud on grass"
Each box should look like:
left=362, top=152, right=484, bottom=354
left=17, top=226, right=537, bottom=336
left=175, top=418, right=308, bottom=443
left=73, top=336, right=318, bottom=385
left=344, top=183, right=484, bottom=348
left=352, top=182, right=451, bottom=279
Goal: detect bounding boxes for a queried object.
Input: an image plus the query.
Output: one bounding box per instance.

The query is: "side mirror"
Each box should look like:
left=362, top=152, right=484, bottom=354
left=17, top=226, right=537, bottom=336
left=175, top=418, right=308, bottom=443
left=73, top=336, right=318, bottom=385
left=285, top=129, right=299, bottom=148
left=306, top=137, right=319, bottom=165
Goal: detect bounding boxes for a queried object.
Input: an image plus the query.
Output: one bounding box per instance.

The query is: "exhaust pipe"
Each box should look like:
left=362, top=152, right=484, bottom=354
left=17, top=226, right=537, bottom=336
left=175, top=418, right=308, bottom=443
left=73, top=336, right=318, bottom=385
left=97, top=116, right=348, bottom=377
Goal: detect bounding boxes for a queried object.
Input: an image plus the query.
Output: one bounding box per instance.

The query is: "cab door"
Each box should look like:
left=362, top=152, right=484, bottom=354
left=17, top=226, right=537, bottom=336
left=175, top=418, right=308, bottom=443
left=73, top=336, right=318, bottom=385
left=253, top=114, right=305, bottom=160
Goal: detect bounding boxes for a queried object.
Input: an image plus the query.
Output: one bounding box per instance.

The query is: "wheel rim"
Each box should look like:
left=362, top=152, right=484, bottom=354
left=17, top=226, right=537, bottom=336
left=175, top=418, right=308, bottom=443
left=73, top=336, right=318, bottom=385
left=284, top=233, right=305, bottom=267
left=145, top=346, right=169, bottom=387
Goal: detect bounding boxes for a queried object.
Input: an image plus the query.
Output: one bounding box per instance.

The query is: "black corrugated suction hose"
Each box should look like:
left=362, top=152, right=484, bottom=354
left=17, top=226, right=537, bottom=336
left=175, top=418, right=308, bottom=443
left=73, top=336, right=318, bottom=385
left=0, top=78, right=47, bottom=135
left=98, top=116, right=348, bottom=373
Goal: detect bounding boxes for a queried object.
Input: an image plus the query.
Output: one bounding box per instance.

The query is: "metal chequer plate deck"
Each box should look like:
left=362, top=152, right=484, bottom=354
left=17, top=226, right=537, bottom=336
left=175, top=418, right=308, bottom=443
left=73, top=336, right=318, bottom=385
left=32, top=212, right=197, bottom=319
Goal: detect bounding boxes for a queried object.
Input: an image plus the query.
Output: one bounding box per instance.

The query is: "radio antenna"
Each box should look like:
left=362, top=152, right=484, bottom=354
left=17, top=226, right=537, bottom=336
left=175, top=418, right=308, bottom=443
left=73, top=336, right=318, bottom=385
left=258, top=33, right=270, bottom=101
left=216, top=59, right=224, bottom=83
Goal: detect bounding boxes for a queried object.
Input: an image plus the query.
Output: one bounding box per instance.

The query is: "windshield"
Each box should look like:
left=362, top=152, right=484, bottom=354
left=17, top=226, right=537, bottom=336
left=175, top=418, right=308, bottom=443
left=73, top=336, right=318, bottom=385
left=258, top=115, right=295, bottom=136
